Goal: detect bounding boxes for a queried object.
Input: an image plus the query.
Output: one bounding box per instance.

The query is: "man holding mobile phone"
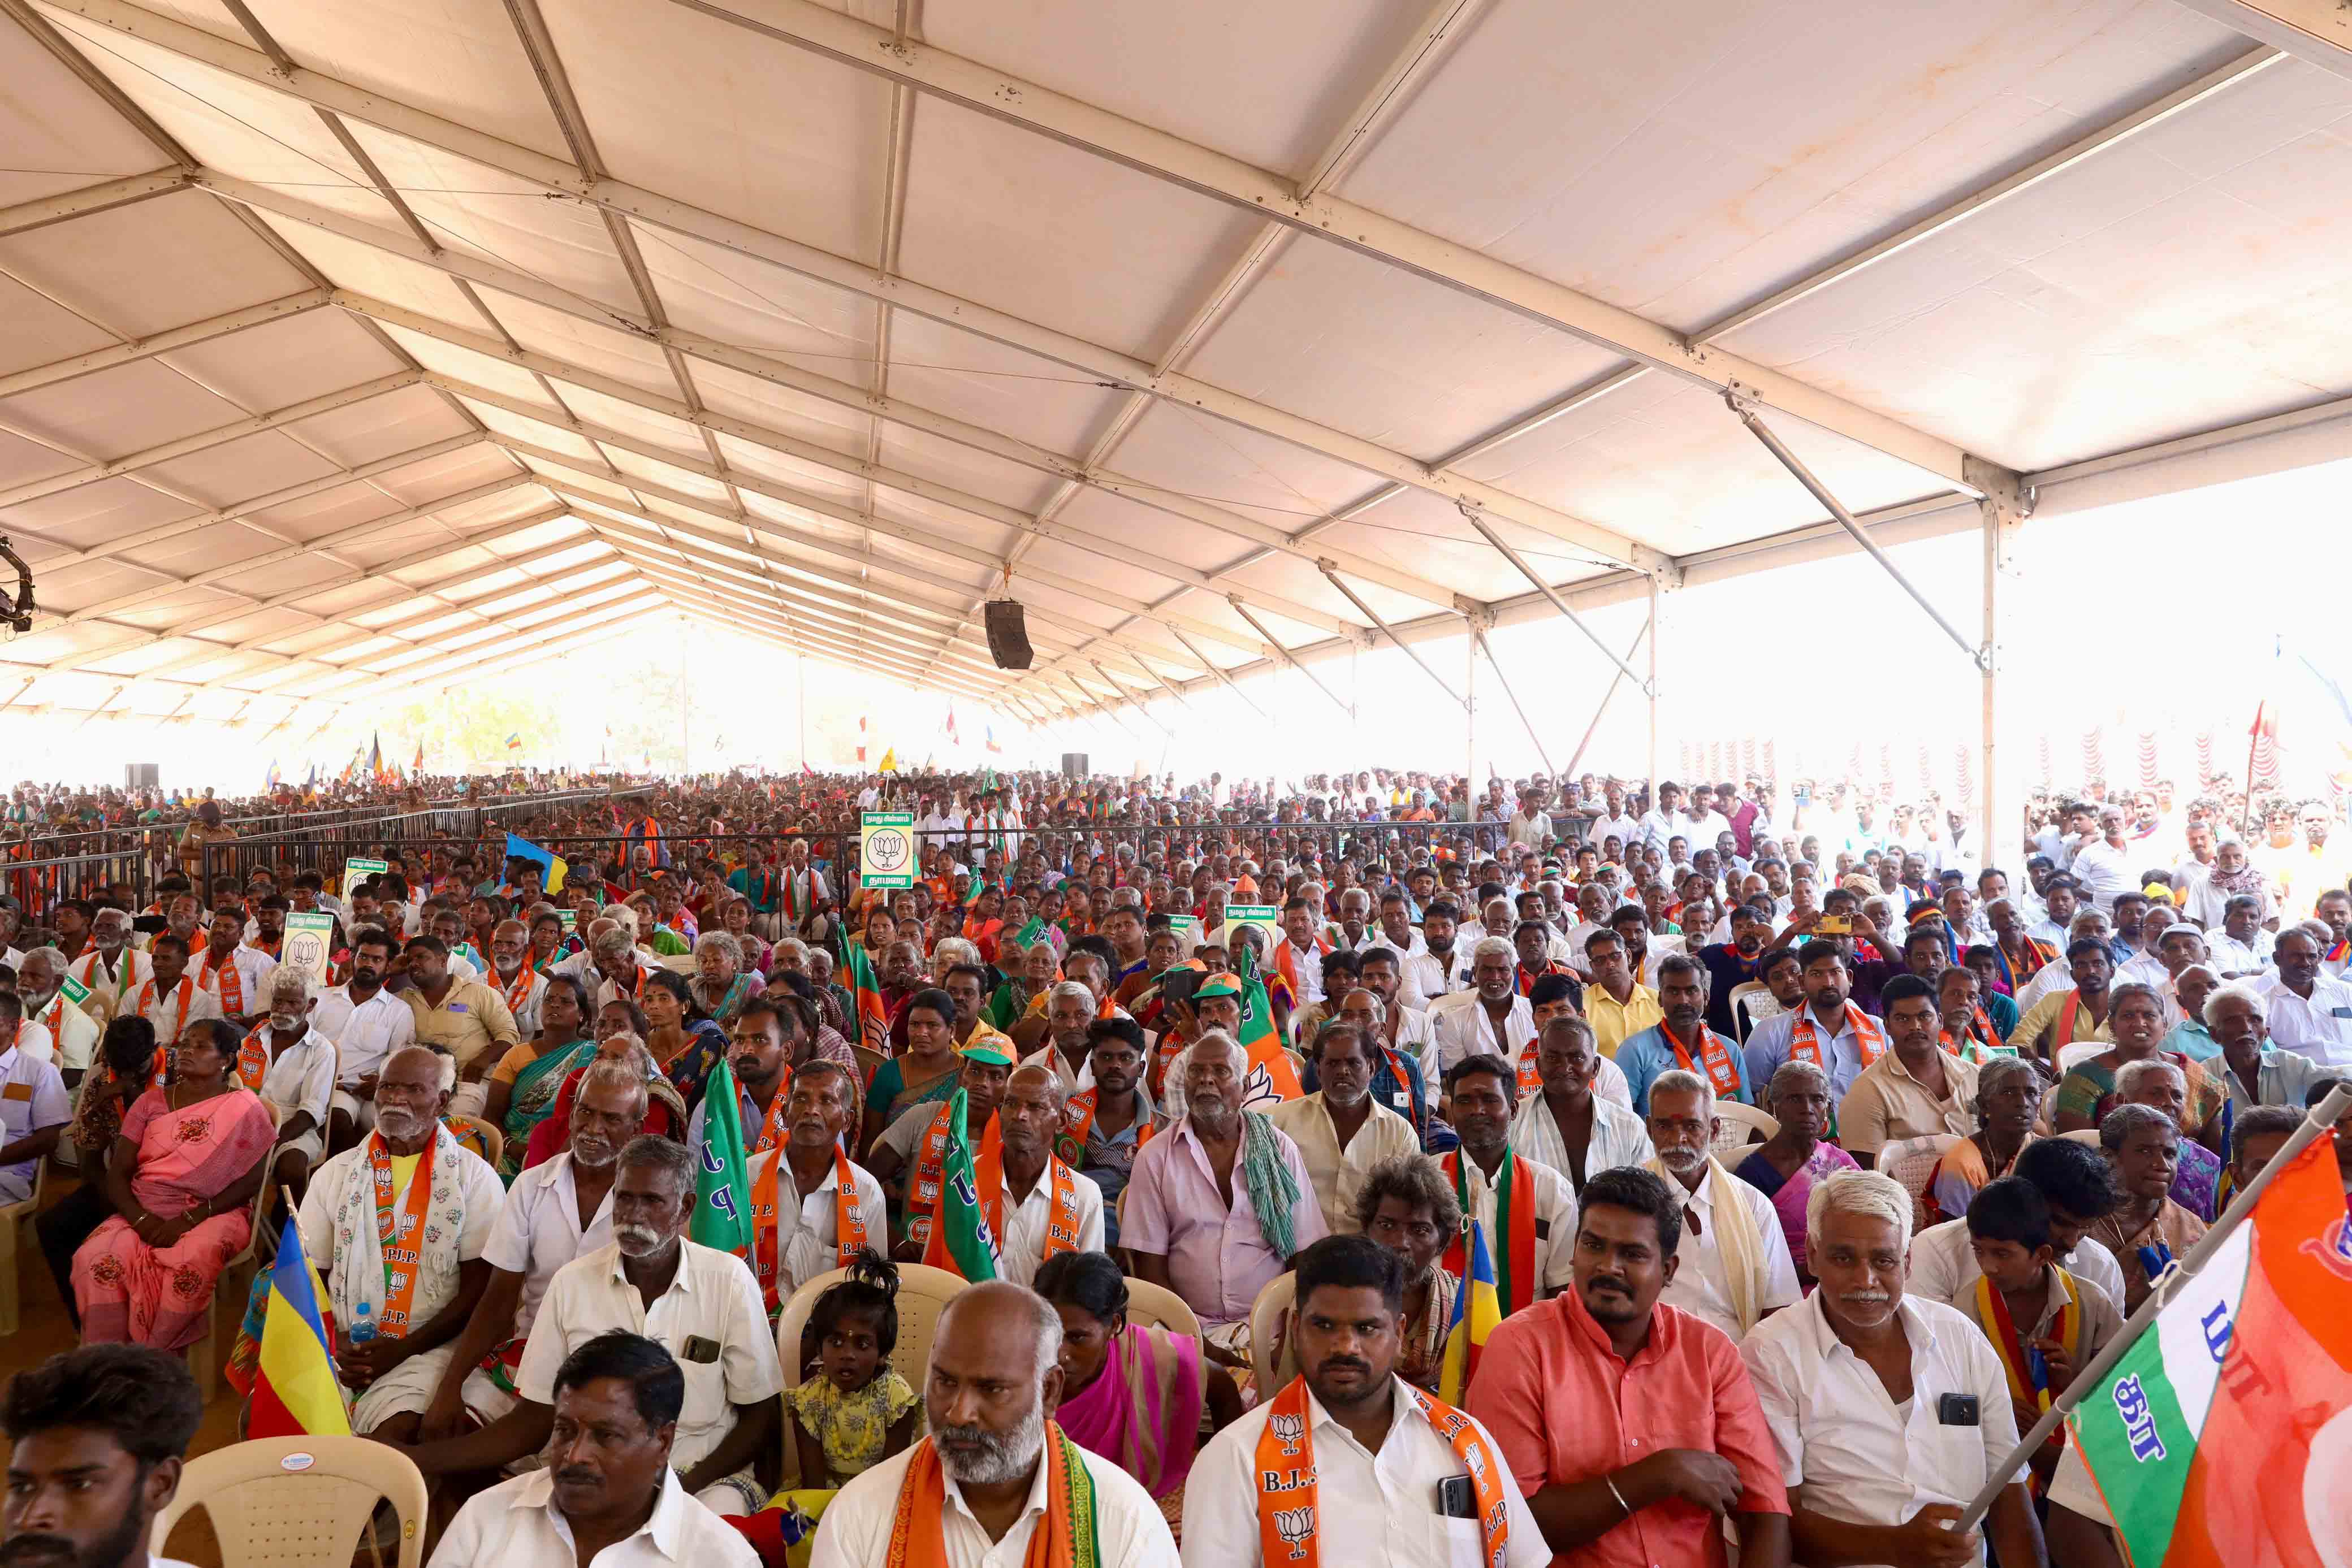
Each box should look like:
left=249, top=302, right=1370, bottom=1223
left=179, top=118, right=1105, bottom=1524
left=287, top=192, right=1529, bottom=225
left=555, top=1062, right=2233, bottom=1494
left=1740, top=1170, right=2047, bottom=1567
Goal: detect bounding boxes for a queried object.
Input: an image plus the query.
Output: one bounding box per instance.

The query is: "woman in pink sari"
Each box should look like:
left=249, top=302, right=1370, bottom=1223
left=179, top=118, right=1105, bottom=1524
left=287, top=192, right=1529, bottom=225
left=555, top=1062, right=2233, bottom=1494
left=1035, top=1251, right=1241, bottom=1541
left=74, top=1017, right=275, bottom=1349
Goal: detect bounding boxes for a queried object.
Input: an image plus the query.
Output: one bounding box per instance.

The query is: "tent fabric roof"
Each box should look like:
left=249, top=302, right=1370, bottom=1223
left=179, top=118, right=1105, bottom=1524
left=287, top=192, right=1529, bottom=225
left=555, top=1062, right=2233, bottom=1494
left=2, top=0, right=2349, bottom=730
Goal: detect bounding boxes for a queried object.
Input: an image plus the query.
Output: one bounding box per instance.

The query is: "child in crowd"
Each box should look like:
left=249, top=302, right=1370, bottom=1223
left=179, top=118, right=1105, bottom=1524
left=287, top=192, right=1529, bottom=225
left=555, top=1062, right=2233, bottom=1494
left=1957, top=1175, right=2122, bottom=1487
left=782, top=1249, right=921, bottom=1488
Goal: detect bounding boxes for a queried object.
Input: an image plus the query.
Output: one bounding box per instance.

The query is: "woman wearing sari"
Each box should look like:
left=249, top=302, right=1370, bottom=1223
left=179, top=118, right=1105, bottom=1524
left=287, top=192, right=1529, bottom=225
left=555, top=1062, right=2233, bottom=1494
left=1034, top=1250, right=1238, bottom=1541
left=689, top=930, right=763, bottom=1028
left=857, top=989, right=963, bottom=1159
left=1925, top=1054, right=2042, bottom=1224
left=642, top=969, right=729, bottom=1112
left=2055, top=982, right=2224, bottom=1138
left=73, top=1017, right=275, bottom=1348
left=520, top=1032, right=689, bottom=1172
left=481, top=974, right=598, bottom=1180
left=1731, top=1059, right=1858, bottom=1285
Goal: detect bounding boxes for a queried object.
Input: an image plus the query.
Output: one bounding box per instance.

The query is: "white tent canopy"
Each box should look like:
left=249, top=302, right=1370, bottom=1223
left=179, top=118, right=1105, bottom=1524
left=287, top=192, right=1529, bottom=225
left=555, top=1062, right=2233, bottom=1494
left=4, top=0, right=2351, bottom=825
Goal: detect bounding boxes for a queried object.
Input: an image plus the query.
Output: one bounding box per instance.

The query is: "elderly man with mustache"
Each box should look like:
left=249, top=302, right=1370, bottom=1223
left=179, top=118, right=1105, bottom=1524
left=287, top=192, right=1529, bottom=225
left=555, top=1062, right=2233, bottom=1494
left=295, top=1045, right=505, bottom=1440
left=382, top=1136, right=782, bottom=1517
left=1740, top=1169, right=2048, bottom=1568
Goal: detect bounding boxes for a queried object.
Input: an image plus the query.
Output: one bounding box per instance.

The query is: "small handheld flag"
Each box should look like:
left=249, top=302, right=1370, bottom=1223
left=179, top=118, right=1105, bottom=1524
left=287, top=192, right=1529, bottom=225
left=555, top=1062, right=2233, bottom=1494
left=691, top=1059, right=755, bottom=1255
left=923, top=1088, right=999, bottom=1282
left=1437, top=1209, right=1499, bottom=1405
left=245, top=1215, right=352, bottom=1439
left=504, top=733, right=522, bottom=752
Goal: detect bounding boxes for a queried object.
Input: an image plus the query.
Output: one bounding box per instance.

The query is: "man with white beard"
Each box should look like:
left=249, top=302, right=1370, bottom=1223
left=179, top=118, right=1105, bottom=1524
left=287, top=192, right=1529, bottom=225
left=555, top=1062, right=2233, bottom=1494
left=811, top=1280, right=1179, bottom=1568
left=1741, top=1169, right=2048, bottom=1568
left=1642, top=1070, right=1798, bottom=1343
left=384, top=1136, right=780, bottom=1514
left=294, top=1046, right=504, bottom=1438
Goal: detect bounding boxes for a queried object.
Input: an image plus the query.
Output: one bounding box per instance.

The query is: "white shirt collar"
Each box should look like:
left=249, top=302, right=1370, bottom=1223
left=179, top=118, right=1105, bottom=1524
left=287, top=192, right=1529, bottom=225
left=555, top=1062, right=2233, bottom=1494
left=522, top=1466, right=689, bottom=1557
left=600, top=1240, right=698, bottom=1295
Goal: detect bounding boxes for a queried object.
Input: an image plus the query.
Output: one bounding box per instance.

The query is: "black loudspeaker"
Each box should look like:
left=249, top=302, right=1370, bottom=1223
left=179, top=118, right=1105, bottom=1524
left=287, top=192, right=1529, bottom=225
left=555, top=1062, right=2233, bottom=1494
left=984, top=599, right=1033, bottom=669
left=1061, top=752, right=1088, bottom=778
left=125, top=763, right=158, bottom=789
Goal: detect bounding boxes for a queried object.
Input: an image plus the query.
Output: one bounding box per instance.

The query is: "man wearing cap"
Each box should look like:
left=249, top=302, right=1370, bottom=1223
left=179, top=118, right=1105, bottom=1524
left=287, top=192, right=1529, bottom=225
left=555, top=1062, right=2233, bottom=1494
left=866, top=1041, right=1017, bottom=1257
left=1147, top=972, right=1256, bottom=1120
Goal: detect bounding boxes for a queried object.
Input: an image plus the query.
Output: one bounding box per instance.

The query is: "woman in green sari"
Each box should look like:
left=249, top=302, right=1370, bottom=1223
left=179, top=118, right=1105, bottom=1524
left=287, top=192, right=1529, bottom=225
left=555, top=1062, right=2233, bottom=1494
left=481, top=973, right=598, bottom=1180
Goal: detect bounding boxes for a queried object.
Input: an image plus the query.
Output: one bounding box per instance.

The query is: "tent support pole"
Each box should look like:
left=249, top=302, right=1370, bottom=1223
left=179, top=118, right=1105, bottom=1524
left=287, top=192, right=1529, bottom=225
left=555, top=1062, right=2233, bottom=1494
left=1473, top=626, right=1553, bottom=776
left=1728, top=393, right=1988, bottom=671
left=1227, top=598, right=1354, bottom=722
left=1563, top=616, right=1651, bottom=778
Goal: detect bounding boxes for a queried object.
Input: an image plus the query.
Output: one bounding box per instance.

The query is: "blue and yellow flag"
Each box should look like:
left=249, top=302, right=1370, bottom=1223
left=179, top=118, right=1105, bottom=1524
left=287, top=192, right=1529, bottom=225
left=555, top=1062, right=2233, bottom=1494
left=504, top=832, right=568, bottom=893
left=1438, top=1209, right=1501, bottom=1405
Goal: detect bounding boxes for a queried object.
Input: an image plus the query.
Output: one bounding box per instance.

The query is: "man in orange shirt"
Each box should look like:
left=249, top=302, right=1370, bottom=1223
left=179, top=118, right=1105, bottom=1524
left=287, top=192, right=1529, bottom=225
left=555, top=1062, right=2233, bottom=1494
left=1464, top=1166, right=1791, bottom=1567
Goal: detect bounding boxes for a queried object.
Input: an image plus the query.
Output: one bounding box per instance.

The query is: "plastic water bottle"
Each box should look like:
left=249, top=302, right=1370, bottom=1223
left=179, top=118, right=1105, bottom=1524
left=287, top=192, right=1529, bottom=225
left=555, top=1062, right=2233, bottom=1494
left=348, top=1299, right=377, bottom=1347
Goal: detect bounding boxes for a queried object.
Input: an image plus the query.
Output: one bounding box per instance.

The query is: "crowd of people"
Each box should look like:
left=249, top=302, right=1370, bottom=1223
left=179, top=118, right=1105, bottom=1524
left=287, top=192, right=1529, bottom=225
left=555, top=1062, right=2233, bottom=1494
left=0, top=759, right=2347, bottom=1568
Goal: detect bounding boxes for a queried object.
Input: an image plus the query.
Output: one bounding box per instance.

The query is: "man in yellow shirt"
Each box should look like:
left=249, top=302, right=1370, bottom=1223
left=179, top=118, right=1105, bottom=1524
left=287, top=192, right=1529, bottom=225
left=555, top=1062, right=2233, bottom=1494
left=1582, top=929, right=1663, bottom=1058
left=400, top=933, right=520, bottom=1121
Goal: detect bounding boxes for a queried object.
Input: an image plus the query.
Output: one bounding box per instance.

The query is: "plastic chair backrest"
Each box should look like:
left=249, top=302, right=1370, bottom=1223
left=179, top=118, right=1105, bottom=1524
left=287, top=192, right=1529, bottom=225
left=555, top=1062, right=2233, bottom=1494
left=1710, top=1101, right=1779, bottom=1156
left=1247, top=1270, right=1296, bottom=1394
left=1727, top=981, right=1779, bottom=1042
left=150, top=1435, right=429, bottom=1568
left=850, top=1044, right=888, bottom=1092
left=2060, top=1128, right=2104, bottom=1146
left=776, top=1260, right=967, bottom=1390
left=449, top=1114, right=505, bottom=1171
left=1879, top=1133, right=1961, bottom=1230
left=1120, top=1276, right=1202, bottom=1339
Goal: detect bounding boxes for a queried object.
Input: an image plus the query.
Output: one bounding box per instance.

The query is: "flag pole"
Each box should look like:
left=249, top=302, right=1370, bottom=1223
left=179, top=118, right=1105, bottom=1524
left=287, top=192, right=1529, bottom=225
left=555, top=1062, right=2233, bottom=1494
left=1953, top=1080, right=2352, bottom=1533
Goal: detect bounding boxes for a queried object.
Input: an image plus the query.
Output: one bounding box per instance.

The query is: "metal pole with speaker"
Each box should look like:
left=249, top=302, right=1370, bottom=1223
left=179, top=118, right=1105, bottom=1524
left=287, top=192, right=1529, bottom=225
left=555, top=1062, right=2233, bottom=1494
left=984, top=598, right=1033, bottom=669
left=1061, top=752, right=1088, bottom=778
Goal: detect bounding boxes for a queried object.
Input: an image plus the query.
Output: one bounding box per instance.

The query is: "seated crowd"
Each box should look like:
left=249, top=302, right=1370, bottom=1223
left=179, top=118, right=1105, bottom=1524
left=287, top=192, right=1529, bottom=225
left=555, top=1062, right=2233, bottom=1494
left=1, top=764, right=2349, bottom=1568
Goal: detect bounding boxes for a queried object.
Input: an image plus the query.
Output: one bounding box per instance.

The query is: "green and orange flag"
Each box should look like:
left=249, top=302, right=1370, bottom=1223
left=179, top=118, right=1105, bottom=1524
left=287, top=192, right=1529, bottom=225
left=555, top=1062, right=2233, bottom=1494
left=2066, top=1132, right=2352, bottom=1565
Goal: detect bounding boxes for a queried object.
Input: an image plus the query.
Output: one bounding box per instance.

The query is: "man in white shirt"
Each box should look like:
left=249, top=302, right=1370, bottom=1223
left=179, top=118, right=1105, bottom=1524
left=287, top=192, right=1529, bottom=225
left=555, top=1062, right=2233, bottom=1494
left=395, top=1133, right=782, bottom=1513
left=1637, top=783, right=1687, bottom=855
left=189, top=906, right=275, bottom=1028
left=1583, top=781, right=1642, bottom=855
left=0, top=1341, right=210, bottom=1568
left=419, top=1060, right=638, bottom=1437
left=2256, top=927, right=2352, bottom=1067
left=1430, top=936, right=1534, bottom=1073
left=982, top=1064, right=1106, bottom=1287
left=1903, top=1136, right=2128, bottom=1312
left=243, top=967, right=339, bottom=1193
left=1403, top=901, right=1469, bottom=1007
left=296, top=1047, right=505, bottom=1436
left=315, top=926, right=420, bottom=1146
left=16, top=949, right=98, bottom=1080
left=740, top=1058, right=888, bottom=1306
left=128, top=935, right=223, bottom=1050
left=429, top=1331, right=759, bottom=1568
left=64, top=908, right=149, bottom=1022
left=1642, top=1071, right=1798, bottom=1342
left=814, top=1280, right=1179, bottom=1568
left=1181, top=1235, right=1548, bottom=1567
left=0, top=995, right=69, bottom=1207
left=1740, top=1169, right=2048, bottom=1568
left=480, top=919, right=547, bottom=1040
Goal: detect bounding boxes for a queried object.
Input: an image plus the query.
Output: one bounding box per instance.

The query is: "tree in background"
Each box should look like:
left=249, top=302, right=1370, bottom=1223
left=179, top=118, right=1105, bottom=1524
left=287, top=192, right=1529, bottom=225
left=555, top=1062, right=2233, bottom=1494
left=380, top=692, right=562, bottom=773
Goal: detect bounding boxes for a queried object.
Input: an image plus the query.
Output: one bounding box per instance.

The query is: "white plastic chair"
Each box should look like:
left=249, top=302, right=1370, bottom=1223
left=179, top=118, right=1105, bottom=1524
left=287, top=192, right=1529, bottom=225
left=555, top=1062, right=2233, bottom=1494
left=0, top=1155, right=48, bottom=1337
left=151, top=1435, right=429, bottom=1568
left=1121, top=1275, right=1202, bottom=1339
left=1710, top=1100, right=1779, bottom=1155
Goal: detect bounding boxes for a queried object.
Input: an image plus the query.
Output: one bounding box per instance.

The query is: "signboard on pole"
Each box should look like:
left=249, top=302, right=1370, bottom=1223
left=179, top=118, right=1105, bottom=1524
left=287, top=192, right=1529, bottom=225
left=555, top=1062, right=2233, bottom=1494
left=342, top=856, right=388, bottom=897
left=284, top=912, right=337, bottom=986
left=1223, top=903, right=1280, bottom=949
left=860, top=811, right=917, bottom=890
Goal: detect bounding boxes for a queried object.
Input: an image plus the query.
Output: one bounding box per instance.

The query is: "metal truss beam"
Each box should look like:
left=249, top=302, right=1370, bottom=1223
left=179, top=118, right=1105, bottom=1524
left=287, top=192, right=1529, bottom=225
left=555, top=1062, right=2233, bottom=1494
left=0, top=291, right=333, bottom=400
